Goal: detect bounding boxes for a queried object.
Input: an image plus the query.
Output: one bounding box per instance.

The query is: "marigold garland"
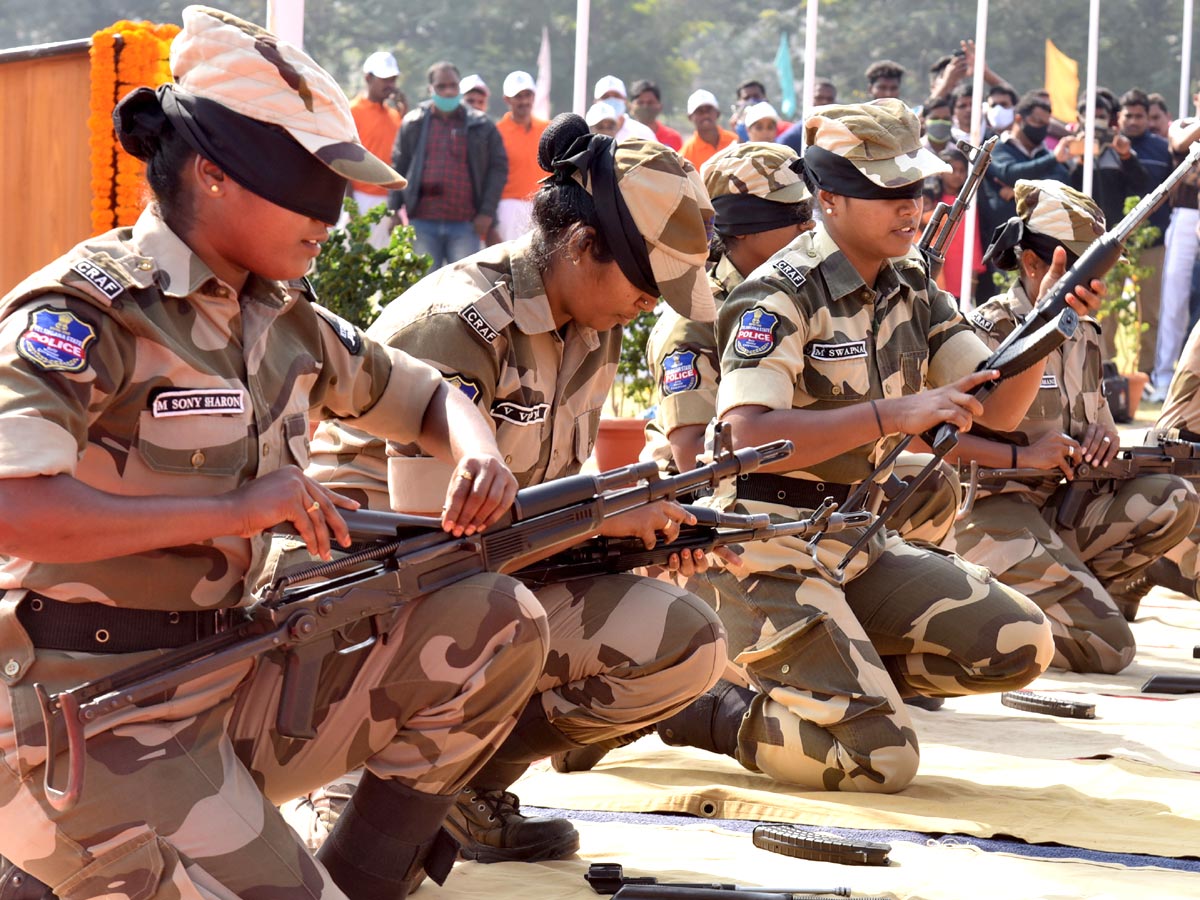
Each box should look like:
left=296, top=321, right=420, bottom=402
left=88, top=20, right=179, bottom=234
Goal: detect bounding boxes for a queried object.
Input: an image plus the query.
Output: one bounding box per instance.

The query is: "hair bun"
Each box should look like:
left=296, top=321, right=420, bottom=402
left=113, top=86, right=171, bottom=162
left=538, top=112, right=592, bottom=173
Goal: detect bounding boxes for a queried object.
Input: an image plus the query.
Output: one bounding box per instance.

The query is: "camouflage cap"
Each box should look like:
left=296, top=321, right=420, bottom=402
left=171, top=5, right=406, bottom=188
left=805, top=98, right=949, bottom=187
left=701, top=141, right=811, bottom=204
left=610, top=139, right=716, bottom=321
left=1015, top=178, right=1105, bottom=256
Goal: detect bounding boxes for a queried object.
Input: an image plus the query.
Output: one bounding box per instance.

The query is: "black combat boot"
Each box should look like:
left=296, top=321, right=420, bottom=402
left=655, top=680, right=756, bottom=758
left=0, top=859, right=53, bottom=900
left=316, top=772, right=459, bottom=900
left=443, top=700, right=582, bottom=863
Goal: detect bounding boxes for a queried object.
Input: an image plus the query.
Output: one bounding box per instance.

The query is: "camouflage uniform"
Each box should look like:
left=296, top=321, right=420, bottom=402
left=1150, top=322, right=1200, bottom=587
left=310, top=236, right=726, bottom=751
left=952, top=180, right=1197, bottom=666
left=0, top=9, right=549, bottom=900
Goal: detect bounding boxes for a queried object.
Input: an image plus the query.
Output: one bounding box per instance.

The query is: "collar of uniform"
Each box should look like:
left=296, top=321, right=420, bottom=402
left=131, top=207, right=226, bottom=299
left=508, top=236, right=600, bottom=349
left=711, top=253, right=744, bottom=299
left=811, top=224, right=878, bottom=304
left=1008, top=280, right=1035, bottom=317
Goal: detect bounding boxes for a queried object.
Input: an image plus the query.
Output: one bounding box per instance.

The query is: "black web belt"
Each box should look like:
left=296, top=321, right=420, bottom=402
left=735, top=473, right=853, bottom=508
left=17, top=593, right=231, bottom=653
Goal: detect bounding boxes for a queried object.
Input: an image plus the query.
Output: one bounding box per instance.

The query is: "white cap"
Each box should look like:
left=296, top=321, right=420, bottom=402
left=362, top=51, right=400, bottom=79
left=585, top=101, right=618, bottom=126
left=687, top=89, right=720, bottom=116
left=744, top=101, right=780, bottom=128
left=503, top=70, right=536, bottom=98
left=460, top=73, right=488, bottom=96
left=594, top=75, right=627, bottom=100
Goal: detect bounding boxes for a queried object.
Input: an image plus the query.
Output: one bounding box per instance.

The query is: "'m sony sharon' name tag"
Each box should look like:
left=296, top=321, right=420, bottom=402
left=152, top=389, right=245, bottom=417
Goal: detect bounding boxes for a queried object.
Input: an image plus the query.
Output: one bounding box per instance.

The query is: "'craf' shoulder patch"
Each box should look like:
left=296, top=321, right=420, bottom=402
left=773, top=259, right=807, bottom=291
left=16, top=306, right=97, bottom=373
left=733, top=306, right=779, bottom=358
left=460, top=303, right=500, bottom=344
left=313, top=305, right=363, bottom=355
left=445, top=374, right=482, bottom=403
left=70, top=259, right=125, bottom=301
left=661, top=349, right=701, bottom=395
left=970, top=310, right=995, bottom=332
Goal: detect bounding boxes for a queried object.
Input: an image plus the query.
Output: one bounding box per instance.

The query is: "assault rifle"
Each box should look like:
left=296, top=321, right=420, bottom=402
left=957, top=437, right=1200, bottom=528
left=514, top=499, right=872, bottom=585
left=34, top=439, right=793, bottom=812
left=918, top=135, right=997, bottom=280
left=806, top=143, right=1200, bottom=583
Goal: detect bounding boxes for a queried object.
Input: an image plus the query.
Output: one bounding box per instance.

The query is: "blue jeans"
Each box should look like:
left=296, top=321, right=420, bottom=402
left=410, top=218, right=482, bottom=271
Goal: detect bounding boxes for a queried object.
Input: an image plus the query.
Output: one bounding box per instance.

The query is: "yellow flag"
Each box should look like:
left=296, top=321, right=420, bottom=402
left=1045, top=39, right=1079, bottom=123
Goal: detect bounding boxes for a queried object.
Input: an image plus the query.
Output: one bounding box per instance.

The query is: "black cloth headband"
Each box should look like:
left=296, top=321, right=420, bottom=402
left=116, top=85, right=347, bottom=225
left=982, top=217, right=1077, bottom=270
left=551, top=134, right=659, bottom=297
left=803, top=145, right=924, bottom=200
left=712, top=194, right=806, bottom=236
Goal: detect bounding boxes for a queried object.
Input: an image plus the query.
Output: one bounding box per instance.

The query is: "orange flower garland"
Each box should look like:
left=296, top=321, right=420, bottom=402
left=88, top=21, right=179, bottom=234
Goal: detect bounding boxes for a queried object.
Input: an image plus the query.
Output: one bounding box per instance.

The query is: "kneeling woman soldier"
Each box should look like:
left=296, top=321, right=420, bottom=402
left=0, top=8, right=548, bottom=900
left=306, top=115, right=727, bottom=861
left=654, top=99, right=1107, bottom=792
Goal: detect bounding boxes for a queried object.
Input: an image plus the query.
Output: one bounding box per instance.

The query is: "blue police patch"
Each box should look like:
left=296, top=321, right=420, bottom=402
left=661, top=349, right=701, bottom=395
left=446, top=374, right=482, bottom=402
left=734, top=307, right=779, bottom=358
left=16, top=306, right=97, bottom=373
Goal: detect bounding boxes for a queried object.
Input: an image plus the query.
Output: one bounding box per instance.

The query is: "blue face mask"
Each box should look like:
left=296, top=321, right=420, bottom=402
left=604, top=98, right=627, bottom=118
left=432, top=93, right=462, bottom=113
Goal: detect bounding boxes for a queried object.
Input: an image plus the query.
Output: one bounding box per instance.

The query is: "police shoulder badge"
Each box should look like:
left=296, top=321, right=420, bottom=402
left=661, top=349, right=701, bottom=395
left=734, top=306, right=779, bottom=358
left=16, top=306, right=97, bottom=373
left=445, top=373, right=482, bottom=402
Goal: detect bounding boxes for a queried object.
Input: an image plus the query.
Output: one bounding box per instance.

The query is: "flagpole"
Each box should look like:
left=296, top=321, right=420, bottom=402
left=573, top=0, right=590, bottom=115
left=1181, top=0, right=1195, bottom=121
left=266, top=0, right=305, bottom=48
left=1082, top=0, right=1100, bottom=196
left=534, top=26, right=552, bottom=121
left=802, top=0, right=818, bottom=123
left=959, top=0, right=987, bottom=309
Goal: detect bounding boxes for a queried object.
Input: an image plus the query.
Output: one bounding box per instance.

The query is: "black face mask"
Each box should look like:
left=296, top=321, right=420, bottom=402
left=1022, top=122, right=1049, bottom=146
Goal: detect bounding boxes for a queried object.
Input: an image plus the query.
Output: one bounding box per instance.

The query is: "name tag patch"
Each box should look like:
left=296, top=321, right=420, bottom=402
left=734, top=307, right=779, bottom=358
left=970, top=311, right=994, bottom=332
left=446, top=374, right=482, bottom=402
left=16, top=306, right=97, bottom=373
left=461, top=304, right=499, bottom=344
left=71, top=260, right=124, bottom=300
left=1040, top=374, right=1059, bottom=390
left=774, top=260, right=807, bottom=290
left=662, top=349, right=700, bottom=395
left=808, top=340, right=867, bottom=361
left=152, top=389, right=245, bottom=417
left=492, top=401, right=549, bottom=426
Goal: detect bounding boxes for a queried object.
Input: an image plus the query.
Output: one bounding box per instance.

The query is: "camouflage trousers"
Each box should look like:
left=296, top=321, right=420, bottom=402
left=0, top=572, right=549, bottom=900
left=881, top=452, right=960, bottom=548
left=692, top=496, right=1053, bottom=793
left=951, top=474, right=1198, bottom=673
left=1164, top=522, right=1200, bottom=585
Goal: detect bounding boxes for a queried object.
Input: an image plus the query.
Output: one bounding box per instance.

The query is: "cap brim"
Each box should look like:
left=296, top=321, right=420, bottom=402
left=650, top=244, right=715, bottom=323
left=294, top=131, right=408, bottom=189
left=859, top=145, right=951, bottom=188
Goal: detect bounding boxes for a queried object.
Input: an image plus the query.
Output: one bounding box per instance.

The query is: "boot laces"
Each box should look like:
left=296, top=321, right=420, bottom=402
left=465, top=787, right=523, bottom=823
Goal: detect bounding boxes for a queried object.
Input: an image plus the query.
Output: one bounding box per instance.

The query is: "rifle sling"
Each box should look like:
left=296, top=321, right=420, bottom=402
left=16, top=593, right=231, bottom=653
left=736, top=473, right=852, bottom=508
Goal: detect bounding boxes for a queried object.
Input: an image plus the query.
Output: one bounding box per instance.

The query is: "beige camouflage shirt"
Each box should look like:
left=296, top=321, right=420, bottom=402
left=310, top=236, right=618, bottom=512
left=969, top=281, right=1113, bottom=502
left=716, top=225, right=990, bottom=484
left=641, top=254, right=742, bottom=468
left=0, top=208, right=441, bottom=611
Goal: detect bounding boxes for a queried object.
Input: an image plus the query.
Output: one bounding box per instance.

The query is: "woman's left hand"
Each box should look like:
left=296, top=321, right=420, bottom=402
left=1079, top=423, right=1121, bottom=466
left=442, top=453, right=518, bottom=536
left=601, top=500, right=696, bottom=549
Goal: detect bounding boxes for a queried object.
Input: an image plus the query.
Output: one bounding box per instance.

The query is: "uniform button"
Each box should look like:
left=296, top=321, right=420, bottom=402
left=832, top=385, right=842, bottom=395
left=3, top=660, right=19, bottom=677
left=780, top=664, right=790, bottom=674
left=190, top=450, right=206, bottom=467
left=504, top=454, right=512, bottom=464
left=262, top=442, right=270, bottom=456
left=885, top=385, right=893, bottom=395
left=137, top=260, right=153, bottom=271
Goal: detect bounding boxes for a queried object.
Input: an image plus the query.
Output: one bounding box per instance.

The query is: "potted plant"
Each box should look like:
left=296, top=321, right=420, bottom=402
left=1097, top=196, right=1160, bottom=418
left=594, top=308, right=657, bottom=470
left=308, top=198, right=431, bottom=329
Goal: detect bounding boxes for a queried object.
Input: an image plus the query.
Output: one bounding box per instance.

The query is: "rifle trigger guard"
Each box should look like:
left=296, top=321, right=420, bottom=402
left=38, top=682, right=85, bottom=811
left=957, top=460, right=980, bottom=521
left=809, top=541, right=850, bottom=586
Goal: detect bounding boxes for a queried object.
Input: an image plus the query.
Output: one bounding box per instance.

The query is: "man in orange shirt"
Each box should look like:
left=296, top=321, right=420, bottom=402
left=347, top=51, right=404, bottom=247
left=680, top=89, right=738, bottom=169
left=495, top=70, right=550, bottom=241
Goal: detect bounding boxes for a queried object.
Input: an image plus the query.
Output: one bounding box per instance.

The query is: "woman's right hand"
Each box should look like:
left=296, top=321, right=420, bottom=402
left=1020, top=431, right=1081, bottom=478
left=226, top=467, right=359, bottom=560
left=881, top=368, right=998, bottom=436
